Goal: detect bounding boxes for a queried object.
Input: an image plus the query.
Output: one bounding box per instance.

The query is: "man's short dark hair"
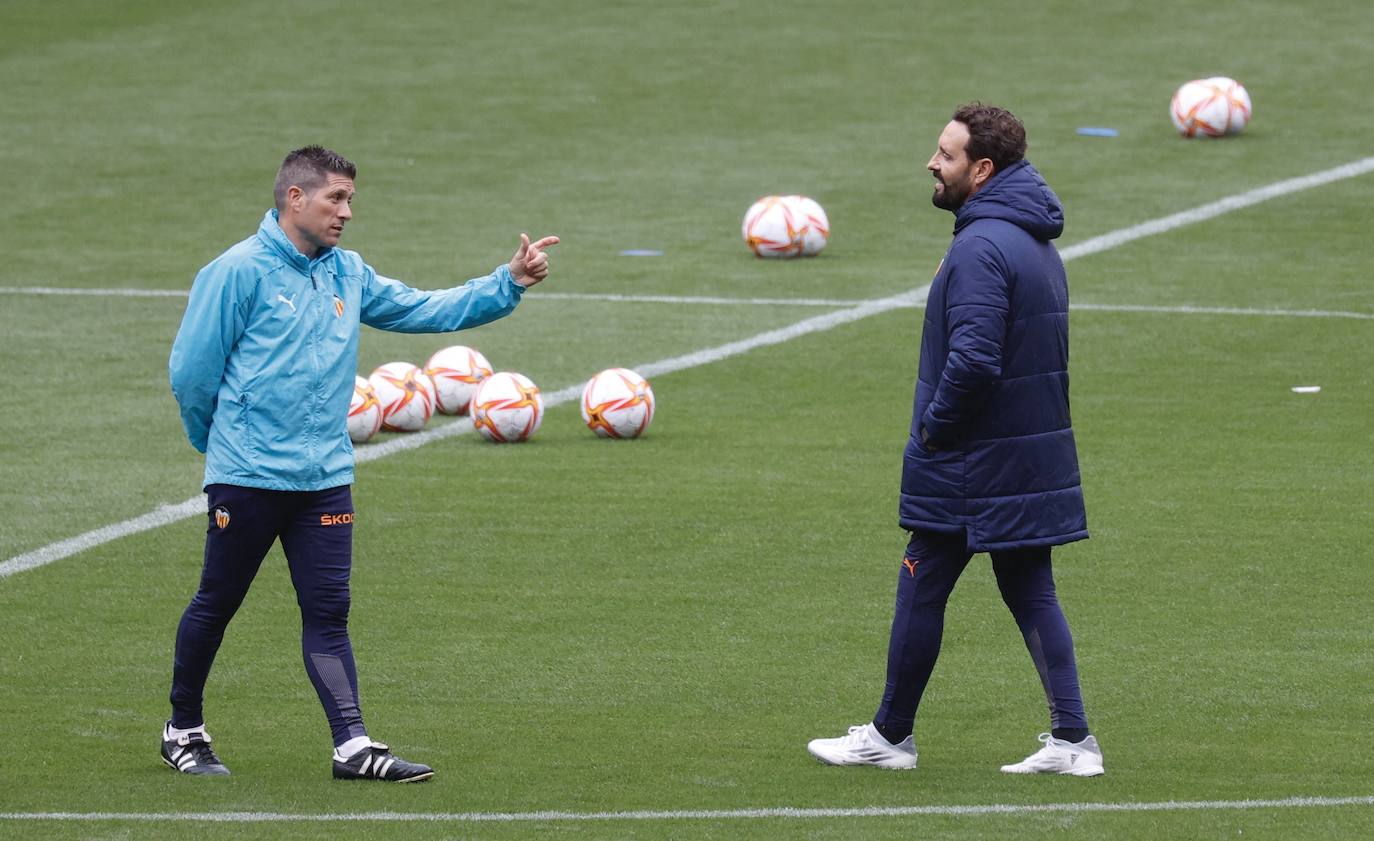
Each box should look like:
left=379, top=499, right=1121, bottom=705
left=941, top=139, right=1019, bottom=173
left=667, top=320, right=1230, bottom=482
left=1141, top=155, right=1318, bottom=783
left=273, top=146, right=357, bottom=211
left=951, top=103, right=1027, bottom=175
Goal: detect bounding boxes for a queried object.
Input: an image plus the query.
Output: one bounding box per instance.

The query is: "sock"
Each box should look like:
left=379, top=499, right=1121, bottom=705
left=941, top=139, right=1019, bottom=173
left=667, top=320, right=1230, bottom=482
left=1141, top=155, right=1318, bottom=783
left=874, top=722, right=912, bottom=746
left=334, top=735, right=373, bottom=761
left=1052, top=727, right=1090, bottom=744
left=165, top=721, right=208, bottom=740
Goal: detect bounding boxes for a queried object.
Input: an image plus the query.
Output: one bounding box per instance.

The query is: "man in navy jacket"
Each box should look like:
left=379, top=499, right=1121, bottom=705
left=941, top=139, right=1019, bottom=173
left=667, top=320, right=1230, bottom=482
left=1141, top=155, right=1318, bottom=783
left=808, top=104, right=1103, bottom=776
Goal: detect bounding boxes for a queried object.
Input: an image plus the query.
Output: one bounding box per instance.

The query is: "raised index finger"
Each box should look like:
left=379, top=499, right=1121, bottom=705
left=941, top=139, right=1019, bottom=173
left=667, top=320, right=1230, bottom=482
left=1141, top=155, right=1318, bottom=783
left=531, top=235, right=560, bottom=250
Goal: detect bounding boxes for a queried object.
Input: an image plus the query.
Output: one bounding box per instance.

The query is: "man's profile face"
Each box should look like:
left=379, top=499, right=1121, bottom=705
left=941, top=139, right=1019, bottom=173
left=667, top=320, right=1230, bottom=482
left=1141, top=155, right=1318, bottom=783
left=927, top=120, right=977, bottom=212
left=290, top=173, right=355, bottom=254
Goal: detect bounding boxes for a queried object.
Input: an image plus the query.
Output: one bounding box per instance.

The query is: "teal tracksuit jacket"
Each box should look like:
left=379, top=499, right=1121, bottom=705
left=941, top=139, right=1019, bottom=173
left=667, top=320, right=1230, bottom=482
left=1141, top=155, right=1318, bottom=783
left=169, top=209, right=524, bottom=491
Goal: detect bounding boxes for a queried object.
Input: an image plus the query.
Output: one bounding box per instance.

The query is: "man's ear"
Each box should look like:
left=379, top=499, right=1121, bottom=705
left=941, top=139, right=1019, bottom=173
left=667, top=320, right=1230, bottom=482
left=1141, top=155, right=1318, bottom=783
left=971, top=158, right=996, bottom=189
left=285, top=185, right=305, bottom=214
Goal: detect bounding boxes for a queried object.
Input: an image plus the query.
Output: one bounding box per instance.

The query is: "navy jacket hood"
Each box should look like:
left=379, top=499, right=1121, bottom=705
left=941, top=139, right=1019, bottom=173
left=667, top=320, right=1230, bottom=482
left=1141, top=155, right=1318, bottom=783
left=953, top=159, right=1064, bottom=241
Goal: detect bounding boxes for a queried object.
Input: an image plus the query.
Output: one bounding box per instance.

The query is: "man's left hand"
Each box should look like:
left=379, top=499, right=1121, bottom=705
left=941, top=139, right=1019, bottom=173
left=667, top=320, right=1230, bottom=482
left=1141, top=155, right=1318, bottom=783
left=509, top=233, right=560, bottom=288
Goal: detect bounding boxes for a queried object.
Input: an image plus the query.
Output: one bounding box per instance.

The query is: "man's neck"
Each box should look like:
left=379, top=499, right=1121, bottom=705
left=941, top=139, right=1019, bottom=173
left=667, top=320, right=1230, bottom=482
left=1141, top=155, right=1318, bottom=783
left=279, top=216, right=321, bottom=260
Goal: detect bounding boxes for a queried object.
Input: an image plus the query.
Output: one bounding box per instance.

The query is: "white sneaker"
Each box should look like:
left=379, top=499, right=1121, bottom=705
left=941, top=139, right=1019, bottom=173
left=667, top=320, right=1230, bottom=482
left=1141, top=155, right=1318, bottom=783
left=807, top=723, right=917, bottom=770
left=1000, top=733, right=1104, bottom=777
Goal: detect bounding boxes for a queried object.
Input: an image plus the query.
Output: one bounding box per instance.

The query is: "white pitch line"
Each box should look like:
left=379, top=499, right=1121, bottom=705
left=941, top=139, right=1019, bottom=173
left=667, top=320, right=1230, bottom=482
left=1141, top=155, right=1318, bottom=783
left=0, top=286, right=190, bottom=298
left=7, top=156, right=1374, bottom=305
left=342, top=289, right=928, bottom=465
left=1059, top=156, right=1374, bottom=261
left=530, top=291, right=873, bottom=307
left=4, top=155, right=1374, bottom=579
left=1, top=795, right=1371, bottom=824
left=0, top=286, right=872, bottom=307
left=6, top=287, right=1370, bottom=321
left=0, top=287, right=925, bottom=580
left=1070, top=302, right=1374, bottom=320
left=0, top=498, right=206, bottom=578
left=634, top=289, right=925, bottom=379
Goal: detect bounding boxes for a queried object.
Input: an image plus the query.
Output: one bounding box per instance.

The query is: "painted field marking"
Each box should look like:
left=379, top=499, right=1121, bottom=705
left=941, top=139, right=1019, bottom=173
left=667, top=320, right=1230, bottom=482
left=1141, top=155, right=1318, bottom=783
left=4, top=285, right=1369, bottom=320
left=1, top=794, right=1371, bottom=824
left=0, top=499, right=206, bottom=578
left=0, top=287, right=921, bottom=580
left=327, top=290, right=925, bottom=470
left=1057, top=156, right=1374, bottom=261
left=0, top=286, right=866, bottom=307
left=0, top=286, right=191, bottom=298
left=1070, top=303, right=1373, bottom=320
left=6, top=156, right=1373, bottom=304
left=3, top=155, right=1373, bottom=579
left=529, top=291, right=870, bottom=307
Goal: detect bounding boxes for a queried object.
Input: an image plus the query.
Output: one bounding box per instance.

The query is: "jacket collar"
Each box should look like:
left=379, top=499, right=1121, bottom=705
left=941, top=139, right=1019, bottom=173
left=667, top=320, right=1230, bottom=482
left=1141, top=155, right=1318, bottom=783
left=258, top=209, right=334, bottom=271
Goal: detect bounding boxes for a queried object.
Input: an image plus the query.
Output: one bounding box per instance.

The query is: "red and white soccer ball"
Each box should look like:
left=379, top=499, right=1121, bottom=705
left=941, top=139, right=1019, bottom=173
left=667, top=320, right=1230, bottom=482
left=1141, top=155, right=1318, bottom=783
left=743, top=195, right=803, bottom=258
left=347, top=375, right=383, bottom=444
left=743, top=195, right=829, bottom=257
left=368, top=362, right=436, bottom=432
left=425, top=345, right=492, bottom=415
left=1170, top=77, right=1252, bottom=138
left=470, top=371, right=543, bottom=443
left=581, top=368, right=655, bottom=439
left=785, top=195, right=830, bottom=257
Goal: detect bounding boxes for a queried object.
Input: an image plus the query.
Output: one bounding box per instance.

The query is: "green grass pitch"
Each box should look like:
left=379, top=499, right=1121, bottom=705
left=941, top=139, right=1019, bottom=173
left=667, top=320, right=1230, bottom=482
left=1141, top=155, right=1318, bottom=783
left=1, top=1, right=1372, bottom=839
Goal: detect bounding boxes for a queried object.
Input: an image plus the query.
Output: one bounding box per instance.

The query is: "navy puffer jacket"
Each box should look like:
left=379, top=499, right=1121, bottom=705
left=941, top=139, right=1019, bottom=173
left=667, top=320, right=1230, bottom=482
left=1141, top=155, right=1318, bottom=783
left=899, top=159, right=1088, bottom=552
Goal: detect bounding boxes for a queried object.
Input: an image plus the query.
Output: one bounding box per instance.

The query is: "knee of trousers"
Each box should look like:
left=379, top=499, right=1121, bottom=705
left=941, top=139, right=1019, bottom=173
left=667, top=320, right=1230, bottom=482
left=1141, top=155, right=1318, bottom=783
left=1003, top=594, right=1065, bottom=620
left=298, top=593, right=352, bottom=628
left=186, top=590, right=250, bottom=625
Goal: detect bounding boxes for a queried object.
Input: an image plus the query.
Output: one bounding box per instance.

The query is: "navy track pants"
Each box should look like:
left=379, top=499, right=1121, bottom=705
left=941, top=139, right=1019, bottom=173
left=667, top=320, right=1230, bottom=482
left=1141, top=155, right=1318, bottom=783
left=873, top=528, right=1089, bottom=738
left=169, top=484, right=366, bottom=746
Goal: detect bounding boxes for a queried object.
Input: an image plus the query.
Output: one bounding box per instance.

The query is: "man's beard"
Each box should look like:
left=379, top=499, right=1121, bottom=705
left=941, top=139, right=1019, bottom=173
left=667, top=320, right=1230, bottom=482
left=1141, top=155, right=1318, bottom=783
left=931, top=176, right=970, bottom=211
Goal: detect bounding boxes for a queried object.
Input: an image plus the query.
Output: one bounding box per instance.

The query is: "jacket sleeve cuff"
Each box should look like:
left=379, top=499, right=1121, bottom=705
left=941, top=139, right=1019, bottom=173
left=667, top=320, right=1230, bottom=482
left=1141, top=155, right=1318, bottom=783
left=497, top=264, right=525, bottom=301
left=920, top=409, right=951, bottom=447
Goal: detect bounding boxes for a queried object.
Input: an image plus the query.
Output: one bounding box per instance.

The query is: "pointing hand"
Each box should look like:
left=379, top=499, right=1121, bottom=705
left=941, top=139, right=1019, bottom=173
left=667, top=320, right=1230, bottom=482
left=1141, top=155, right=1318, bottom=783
left=509, top=233, right=560, bottom=288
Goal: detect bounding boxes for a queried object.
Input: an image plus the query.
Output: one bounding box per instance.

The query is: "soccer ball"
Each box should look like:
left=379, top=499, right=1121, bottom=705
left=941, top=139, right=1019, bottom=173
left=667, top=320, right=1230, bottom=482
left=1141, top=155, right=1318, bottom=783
left=581, top=368, right=655, bottom=439
left=470, top=371, right=543, bottom=442
left=743, top=195, right=803, bottom=258
left=425, top=345, right=492, bottom=415
left=1170, top=77, right=1252, bottom=137
left=785, top=195, right=830, bottom=257
left=346, top=375, right=383, bottom=444
left=369, top=362, right=436, bottom=432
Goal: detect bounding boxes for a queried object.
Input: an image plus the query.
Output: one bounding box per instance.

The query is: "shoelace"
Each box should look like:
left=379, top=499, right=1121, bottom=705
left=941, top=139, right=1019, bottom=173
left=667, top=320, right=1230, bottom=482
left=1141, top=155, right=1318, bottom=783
left=178, top=736, right=222, bottom=766
left=1025, top=733, right=1065, bottom=760
left=840, top=725, right=870, bottom=747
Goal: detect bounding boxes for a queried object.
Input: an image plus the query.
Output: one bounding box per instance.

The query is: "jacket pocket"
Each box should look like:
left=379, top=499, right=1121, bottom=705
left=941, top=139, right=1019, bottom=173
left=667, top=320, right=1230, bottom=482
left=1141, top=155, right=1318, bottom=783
left=239, top=390, right=258, bottom=460
left=901, top=438, right=964, bottom=499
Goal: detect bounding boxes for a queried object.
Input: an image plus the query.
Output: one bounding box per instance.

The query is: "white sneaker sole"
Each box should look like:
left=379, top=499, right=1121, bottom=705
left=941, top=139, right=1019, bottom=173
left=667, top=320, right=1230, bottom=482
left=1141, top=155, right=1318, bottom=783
left=807, top=745, right=916, bottom=770
left=1061, top=766, right=1104, bottom=777
left=1000, top=764, right=1104, bottom=776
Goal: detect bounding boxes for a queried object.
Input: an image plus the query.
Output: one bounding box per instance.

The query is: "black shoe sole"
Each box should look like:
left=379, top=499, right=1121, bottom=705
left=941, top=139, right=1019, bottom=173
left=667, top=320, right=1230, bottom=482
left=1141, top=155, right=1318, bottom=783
left=161, top=754, right=230, bottom=776
left=333, top=770, right=434, bottom=783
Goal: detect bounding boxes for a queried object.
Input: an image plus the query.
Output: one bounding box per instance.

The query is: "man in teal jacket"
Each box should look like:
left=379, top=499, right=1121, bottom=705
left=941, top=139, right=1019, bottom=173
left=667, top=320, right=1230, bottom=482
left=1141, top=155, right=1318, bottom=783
left=163, top=146, right=557, bottom=781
